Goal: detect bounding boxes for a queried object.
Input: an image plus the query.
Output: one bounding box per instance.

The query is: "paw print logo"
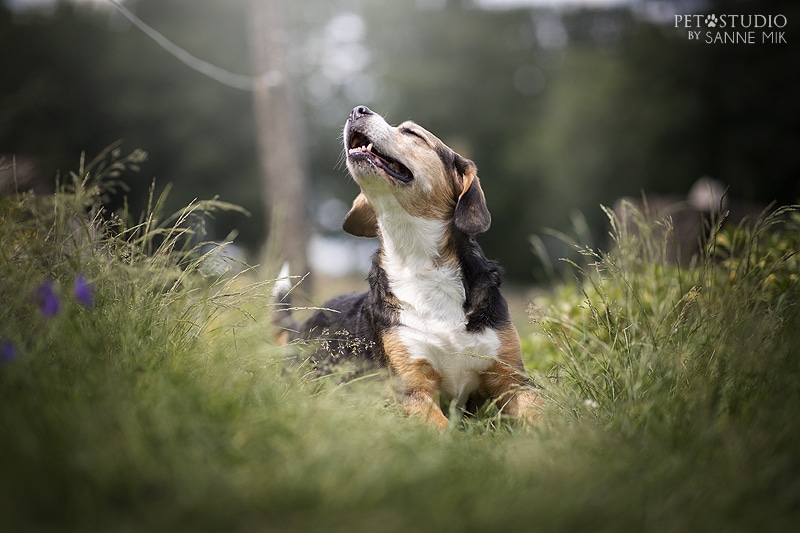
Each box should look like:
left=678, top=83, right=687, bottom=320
left=705, top=14, right=718, bottom=27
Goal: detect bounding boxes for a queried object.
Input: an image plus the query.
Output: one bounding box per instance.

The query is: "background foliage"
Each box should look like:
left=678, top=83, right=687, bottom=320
left=1, top=0, right=798, bottom=282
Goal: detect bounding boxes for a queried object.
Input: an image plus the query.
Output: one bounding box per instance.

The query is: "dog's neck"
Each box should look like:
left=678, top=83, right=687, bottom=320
left=381, top=215, right=450, bottom=265
left=368, top=194, right=453, bottom=267
left=369, top=196, right=467, bottom=323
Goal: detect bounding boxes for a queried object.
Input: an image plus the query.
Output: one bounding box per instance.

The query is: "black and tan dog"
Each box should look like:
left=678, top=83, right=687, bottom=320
left=275, top=106, right=541, bottom=430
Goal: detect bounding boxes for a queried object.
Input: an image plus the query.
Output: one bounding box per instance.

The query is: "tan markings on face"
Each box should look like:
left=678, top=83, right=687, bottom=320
left=383, top=329, right=449, bottom=430
left=349, top=116, right=460, bottom=222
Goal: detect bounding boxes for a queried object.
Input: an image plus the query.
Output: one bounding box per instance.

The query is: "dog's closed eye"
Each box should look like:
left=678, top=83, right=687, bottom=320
left=400, top=127, right=425, bottom=140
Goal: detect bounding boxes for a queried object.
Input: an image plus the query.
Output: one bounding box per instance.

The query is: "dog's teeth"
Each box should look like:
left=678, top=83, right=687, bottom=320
left=348, top=144, right=372, bottom=155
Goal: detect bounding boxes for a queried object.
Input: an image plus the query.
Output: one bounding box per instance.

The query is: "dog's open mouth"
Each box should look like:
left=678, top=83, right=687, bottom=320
left=347, top=132, right=414, bottom=183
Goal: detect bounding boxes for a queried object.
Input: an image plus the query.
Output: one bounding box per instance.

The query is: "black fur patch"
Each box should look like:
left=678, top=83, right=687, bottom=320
left=451, top=231, right=512, bottom=332
left=295, top=252, right=399, bottom=372
left=435, top=144, right=457, bottom=173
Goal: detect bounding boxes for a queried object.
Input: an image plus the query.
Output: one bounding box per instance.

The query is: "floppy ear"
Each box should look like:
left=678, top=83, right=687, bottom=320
left=454, top=158, right=491, bottom=235
left=342, top=192, right=379, bottom=238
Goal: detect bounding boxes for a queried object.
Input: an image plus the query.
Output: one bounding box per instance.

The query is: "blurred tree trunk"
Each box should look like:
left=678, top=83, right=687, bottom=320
left=249, top=0, right=311, bottom=285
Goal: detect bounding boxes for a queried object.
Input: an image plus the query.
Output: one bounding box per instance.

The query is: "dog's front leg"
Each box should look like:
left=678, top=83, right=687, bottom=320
left=397, top=359, right=449, bottom=431
left=481, top=325, right=543, bottom=423
left=384, top=333, right=449, bottom=430
left=403, top=390, right=449, bottom=431
left=481, top=359, right=542, bottom=422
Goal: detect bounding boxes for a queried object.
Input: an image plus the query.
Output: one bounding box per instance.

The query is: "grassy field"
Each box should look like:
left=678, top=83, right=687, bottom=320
left=2, top=149, right=799, bottom=532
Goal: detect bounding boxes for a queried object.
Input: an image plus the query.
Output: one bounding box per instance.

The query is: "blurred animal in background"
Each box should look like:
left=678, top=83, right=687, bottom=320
left=612, top=177, right=764, bottom=264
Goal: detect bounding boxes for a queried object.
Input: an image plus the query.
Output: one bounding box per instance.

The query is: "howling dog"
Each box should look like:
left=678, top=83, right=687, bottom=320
left=275, top=106, right=541, bottom=430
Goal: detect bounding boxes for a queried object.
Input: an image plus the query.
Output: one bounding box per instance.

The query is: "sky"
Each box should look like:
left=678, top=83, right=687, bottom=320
left=477, top=0, right=631, bottom=7
left=4, top=0, right=107, bottom=11
left=6, top=0, right=635, bottom=12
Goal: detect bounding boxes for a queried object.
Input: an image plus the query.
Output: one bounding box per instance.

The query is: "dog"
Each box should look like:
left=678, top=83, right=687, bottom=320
left=274, top=106, right=541, bottom=430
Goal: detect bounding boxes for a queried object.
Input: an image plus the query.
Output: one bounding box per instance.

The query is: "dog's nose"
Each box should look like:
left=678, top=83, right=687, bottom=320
left=349, top=105, right=374, bottom=122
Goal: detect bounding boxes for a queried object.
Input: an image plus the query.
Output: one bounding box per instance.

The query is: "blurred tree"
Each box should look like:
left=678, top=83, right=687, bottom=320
left=529, top=0, right=800, bottom=258
left=250, top=0, right=311, bottom=282
left=0, top=0, right=260, bottom=244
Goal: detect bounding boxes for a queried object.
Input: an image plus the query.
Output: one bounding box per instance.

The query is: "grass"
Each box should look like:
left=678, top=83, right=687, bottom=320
left=1, top=148, right=799, bottom=532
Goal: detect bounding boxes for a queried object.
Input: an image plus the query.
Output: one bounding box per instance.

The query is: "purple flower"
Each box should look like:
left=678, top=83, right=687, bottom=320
left=0, top=341, right=17, bottom=363
left=35, top=280, right=60, bottom=317
left=73, top=275, right=94, bottom=307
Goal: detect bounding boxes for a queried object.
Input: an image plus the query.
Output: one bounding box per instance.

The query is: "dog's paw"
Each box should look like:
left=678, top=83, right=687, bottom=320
left=515, top=389, right=544, bottom=423
left=705, top=14, right=718, bottom=28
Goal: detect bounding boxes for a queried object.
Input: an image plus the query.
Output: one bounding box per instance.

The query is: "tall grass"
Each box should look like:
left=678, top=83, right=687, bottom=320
left=529, top=199, right=800, bottom=530
left=1, top=150, right=799, bottom=532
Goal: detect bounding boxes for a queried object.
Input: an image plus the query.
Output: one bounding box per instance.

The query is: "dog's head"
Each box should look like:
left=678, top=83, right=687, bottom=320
left=342, top=106, right=490, bottom=239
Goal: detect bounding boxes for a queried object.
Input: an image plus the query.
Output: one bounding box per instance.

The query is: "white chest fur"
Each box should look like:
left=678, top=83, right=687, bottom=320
left=376, top=201, right=501, bottom=407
